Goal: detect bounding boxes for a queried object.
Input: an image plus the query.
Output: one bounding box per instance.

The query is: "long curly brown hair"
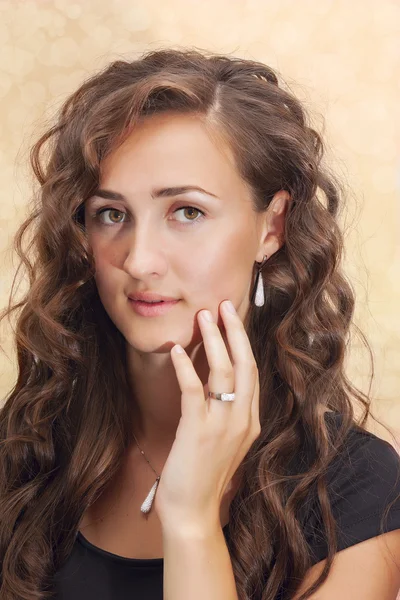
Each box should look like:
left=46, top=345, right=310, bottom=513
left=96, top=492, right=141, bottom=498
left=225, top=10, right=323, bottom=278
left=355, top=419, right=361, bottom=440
left=0, top=47, right=397, bottom=600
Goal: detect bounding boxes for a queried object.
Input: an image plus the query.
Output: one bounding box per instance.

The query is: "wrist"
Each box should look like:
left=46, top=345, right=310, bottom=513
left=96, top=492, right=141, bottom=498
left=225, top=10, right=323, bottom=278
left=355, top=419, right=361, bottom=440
left=159, top=510, right=221, bottom=540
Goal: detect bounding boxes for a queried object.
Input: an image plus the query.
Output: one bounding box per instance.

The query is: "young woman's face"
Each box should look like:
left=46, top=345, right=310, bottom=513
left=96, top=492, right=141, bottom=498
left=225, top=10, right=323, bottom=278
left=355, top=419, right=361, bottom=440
left=84, top=112, right=267, bottom=354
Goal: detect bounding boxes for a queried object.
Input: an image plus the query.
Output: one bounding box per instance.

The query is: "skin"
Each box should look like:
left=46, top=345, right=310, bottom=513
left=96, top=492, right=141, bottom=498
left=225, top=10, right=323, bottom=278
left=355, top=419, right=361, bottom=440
left=84, top=111, right=290, bottom=465
left=81, top=112, right=400, bottom=598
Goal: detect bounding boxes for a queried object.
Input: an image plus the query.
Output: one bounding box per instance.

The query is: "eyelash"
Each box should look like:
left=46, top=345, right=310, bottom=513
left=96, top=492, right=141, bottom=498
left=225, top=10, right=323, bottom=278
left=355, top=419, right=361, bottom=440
left=92, top=206, right=206, bottom=227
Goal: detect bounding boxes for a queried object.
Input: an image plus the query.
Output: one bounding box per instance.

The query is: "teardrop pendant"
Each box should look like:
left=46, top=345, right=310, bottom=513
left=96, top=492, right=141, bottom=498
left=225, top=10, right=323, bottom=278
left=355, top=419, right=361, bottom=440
left=140, top=477, right=160, bottom=514
left=254, top=270, right=265, bottom=307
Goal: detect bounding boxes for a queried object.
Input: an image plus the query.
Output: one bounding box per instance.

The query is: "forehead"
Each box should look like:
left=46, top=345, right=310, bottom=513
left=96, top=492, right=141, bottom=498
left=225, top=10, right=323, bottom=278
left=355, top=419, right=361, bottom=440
left=99, top=113, right=247, bottom=199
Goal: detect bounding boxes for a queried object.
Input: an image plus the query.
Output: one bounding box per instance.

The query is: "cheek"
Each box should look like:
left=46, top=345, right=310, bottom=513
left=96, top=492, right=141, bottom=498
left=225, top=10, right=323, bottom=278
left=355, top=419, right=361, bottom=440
left=91, top=248, right=118, bottom=299
left=187, top=238, right=251, bottom=303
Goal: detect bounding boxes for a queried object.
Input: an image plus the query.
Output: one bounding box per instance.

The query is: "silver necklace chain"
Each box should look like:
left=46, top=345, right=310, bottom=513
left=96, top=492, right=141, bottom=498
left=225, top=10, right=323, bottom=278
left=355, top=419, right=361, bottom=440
left=132, top=433, right=161, bottom=514
left=132, top=433, right=160, bottom=478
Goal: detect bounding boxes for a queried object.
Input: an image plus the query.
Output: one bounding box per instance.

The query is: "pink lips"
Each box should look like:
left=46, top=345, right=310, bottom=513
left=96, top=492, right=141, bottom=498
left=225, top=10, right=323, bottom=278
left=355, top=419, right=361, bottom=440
left=128, top=298, right=180, bottom=317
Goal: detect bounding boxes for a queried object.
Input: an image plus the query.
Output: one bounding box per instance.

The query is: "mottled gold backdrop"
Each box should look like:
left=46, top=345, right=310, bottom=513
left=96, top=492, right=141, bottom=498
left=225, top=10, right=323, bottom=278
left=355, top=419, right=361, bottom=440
left=0, top=0, right=399, bottom=443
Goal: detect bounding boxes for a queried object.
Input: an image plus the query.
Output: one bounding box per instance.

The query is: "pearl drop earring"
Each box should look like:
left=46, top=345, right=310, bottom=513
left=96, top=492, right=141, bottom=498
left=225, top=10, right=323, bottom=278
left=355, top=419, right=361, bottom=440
left=254, top=255, right=269, bottom=307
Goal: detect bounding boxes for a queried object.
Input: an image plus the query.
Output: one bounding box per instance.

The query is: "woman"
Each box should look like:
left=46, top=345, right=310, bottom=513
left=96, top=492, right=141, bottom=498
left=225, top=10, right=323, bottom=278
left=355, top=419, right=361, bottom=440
left=1, top=47, right=400, bottom=600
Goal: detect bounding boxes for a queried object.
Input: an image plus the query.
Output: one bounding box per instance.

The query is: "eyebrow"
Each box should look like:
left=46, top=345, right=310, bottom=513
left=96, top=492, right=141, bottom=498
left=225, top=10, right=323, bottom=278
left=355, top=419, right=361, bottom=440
left=90, top=185, right=219, bottom=202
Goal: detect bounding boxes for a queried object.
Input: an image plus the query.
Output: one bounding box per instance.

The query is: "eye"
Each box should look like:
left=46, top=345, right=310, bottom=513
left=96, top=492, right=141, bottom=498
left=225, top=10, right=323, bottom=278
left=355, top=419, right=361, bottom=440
left=93, top=206, right=206, bottom=227
left=93, top=208, right=127, bottom=226
left=173, top=206, right=205, bottom=224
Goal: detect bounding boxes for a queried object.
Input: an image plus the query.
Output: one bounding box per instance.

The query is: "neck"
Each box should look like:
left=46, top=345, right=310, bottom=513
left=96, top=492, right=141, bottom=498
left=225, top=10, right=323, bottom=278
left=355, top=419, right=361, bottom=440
left=127, top=338, right=211, bottom=457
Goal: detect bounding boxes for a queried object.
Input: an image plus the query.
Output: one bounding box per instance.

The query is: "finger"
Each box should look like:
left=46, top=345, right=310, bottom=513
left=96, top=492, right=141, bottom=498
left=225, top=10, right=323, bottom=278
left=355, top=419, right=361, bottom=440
left=218, top=300, right=257, bottom=413
left=197, top=310, right=235, bottom=415
left=250, top=370, right=261, bottom=436
left=170, top=345, right=206, bottom=418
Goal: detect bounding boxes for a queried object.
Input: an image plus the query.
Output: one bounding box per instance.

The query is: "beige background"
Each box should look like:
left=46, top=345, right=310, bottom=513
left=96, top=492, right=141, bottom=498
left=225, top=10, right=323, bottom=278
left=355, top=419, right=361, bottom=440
left=0, top=0, right=399, bottom=444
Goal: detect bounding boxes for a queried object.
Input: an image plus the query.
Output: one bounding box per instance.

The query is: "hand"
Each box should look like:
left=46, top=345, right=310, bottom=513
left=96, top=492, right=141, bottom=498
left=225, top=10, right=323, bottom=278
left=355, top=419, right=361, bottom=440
left=154, top=299, right=261, bottom=533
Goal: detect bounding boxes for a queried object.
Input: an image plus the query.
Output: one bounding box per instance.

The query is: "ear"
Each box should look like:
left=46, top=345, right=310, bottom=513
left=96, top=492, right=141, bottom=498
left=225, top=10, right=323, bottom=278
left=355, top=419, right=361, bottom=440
left=256, top=191, right=291, bottom=261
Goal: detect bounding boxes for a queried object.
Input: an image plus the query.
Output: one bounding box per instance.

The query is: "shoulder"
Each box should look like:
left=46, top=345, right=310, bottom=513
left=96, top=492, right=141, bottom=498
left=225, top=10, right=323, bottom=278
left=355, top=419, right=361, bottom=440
left=292, top=525, right=400, bottom=599
left=304, top=411, right=400, bottom=565
left=324, top=411, right=400, bottom=510
left=292, top=412, right=400, bottom=599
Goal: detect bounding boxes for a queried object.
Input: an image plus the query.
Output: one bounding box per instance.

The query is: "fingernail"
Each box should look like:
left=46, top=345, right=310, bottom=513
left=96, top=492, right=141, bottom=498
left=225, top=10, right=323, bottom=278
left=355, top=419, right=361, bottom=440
left=202, top=310, right=214, bottom=322
left=173, top=344, right=185, bottom=354
left=224, top=300, right=236, bottom=314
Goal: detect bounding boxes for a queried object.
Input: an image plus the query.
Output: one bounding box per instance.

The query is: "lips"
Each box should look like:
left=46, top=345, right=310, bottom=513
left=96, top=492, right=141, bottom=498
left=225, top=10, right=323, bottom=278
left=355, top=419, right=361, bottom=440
left=128, top=293, right=177, bottom=303
left=128, top=297, right=179, bottom=317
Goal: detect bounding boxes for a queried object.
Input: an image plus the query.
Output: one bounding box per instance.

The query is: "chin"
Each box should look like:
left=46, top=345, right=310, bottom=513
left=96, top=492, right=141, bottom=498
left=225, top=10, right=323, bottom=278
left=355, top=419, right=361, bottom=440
left=125, top=325, right=203, bottom=356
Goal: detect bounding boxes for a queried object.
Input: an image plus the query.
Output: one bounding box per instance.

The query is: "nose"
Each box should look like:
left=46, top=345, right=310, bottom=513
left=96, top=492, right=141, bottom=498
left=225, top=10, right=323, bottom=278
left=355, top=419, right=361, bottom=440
left=122, top=223, right=167, bottom=280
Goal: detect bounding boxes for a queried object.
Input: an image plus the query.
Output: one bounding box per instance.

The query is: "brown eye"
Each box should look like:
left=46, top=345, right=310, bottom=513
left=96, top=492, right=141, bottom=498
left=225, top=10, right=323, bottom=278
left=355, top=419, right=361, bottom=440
left=183, top=207, right=199, bottom=220
left=173, top=206, right=205, bottom=224
left=95, top=208, right=126, bottom=225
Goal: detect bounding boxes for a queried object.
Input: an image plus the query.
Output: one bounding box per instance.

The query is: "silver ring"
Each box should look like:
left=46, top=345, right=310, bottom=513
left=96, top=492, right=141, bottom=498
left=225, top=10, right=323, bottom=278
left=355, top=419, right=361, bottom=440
left=208, top=392, right=235, bottom=402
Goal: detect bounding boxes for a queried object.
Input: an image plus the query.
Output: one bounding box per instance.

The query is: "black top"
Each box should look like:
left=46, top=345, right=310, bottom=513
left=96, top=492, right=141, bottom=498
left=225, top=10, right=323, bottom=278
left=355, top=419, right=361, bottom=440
left=53, top=412, right=400, bottom=599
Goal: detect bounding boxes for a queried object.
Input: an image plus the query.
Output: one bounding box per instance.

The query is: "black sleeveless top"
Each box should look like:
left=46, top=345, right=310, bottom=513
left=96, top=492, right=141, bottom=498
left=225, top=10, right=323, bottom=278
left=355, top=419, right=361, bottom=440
left=53, top=413, right=400, bottom=599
